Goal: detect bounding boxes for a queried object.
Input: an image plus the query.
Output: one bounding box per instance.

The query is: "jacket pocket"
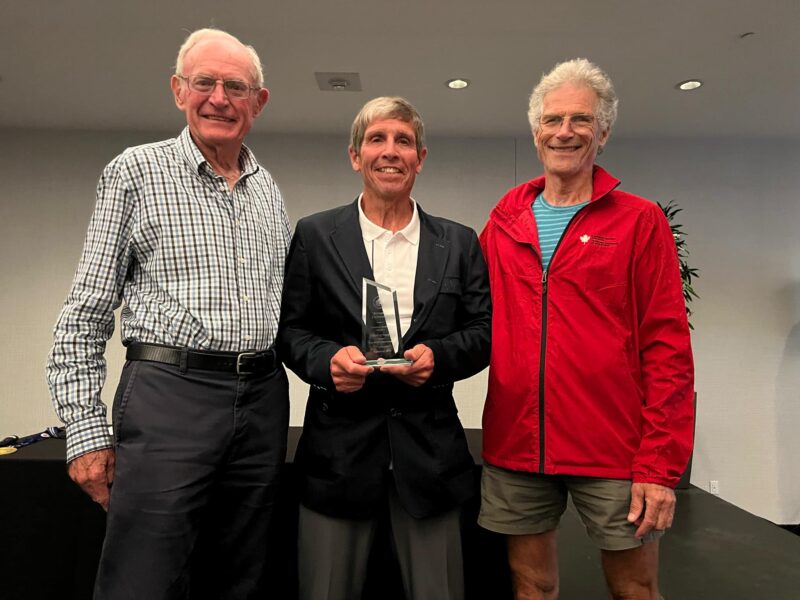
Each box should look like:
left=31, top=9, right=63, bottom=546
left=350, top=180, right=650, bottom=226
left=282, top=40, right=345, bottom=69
left=580, top=242, right=627, bottom=291
left=441, top=277, right=462, bottom=295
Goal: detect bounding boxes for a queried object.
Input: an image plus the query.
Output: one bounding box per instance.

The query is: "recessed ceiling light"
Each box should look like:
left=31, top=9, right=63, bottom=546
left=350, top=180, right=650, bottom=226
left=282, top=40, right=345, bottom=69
left=446, top=78, right=470, bottom=90
left=676, top=79, right=703, bottom=91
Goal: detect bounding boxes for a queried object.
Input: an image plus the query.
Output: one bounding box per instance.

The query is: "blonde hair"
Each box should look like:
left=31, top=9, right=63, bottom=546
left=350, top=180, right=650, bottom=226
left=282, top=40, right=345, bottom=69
left=350, top=96, right=426, bottom=156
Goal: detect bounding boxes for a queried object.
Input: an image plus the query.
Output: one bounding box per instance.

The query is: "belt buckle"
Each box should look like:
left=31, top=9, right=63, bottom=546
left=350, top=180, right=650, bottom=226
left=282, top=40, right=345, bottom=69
left=236, top=351, right=258, bottom=375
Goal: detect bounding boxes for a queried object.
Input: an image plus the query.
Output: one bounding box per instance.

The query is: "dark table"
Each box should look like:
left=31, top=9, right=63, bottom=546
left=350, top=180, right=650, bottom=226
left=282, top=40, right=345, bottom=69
left=2, top=430, right=798, bottom=599
left=0, top=439, right=106, bottom=599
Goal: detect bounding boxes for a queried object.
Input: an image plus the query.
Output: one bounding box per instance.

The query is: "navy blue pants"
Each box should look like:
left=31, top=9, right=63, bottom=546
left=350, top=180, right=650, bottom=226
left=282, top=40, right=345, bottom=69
left=95, top=359, right=289, bottom=600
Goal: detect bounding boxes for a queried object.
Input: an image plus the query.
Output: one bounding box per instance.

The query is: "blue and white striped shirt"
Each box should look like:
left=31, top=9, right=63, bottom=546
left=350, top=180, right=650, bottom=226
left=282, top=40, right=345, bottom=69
left=46, top=127, right=290, bottom=461
left=532, top=192, right=588, bottom=271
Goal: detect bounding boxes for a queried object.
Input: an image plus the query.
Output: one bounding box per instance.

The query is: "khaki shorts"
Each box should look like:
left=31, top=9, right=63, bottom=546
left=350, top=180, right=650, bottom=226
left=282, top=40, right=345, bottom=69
left=478, top=464, right=663, bottom=551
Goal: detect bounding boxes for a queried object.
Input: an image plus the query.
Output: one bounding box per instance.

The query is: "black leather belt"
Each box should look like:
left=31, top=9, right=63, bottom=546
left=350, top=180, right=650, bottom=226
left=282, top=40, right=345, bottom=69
left=126, top=343, right=278, bottom=376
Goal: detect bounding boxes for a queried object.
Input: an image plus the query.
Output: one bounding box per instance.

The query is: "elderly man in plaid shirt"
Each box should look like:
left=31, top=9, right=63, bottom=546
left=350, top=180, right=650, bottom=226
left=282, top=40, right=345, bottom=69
left=46, top=28, right=290, bottom=599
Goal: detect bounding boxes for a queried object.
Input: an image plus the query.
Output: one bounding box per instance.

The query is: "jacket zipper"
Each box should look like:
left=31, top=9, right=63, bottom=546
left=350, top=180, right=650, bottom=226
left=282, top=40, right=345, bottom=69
left=536, top=206, right=587, bottom=473
left=538, top=268, right=548, bottom=472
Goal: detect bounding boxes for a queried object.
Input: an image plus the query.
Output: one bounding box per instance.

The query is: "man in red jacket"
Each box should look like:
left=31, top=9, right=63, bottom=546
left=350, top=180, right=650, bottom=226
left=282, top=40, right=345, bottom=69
left=478, top=58, right=694, bottom=600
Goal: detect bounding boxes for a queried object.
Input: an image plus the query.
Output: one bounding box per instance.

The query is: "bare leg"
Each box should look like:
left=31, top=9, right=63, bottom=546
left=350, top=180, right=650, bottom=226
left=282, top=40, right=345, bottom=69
left=601, top=540, right=660, bottom=600
left=507, top=530, right=559, bottom=600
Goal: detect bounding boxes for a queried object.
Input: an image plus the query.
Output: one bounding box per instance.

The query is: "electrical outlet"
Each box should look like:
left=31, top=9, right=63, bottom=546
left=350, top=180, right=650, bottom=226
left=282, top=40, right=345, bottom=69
left=709, top=480, right=720, bottom=495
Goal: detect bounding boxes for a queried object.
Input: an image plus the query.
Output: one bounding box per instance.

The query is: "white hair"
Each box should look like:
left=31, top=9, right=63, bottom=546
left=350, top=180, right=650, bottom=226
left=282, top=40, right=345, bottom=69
left=175, top=28, right=264, bottom=87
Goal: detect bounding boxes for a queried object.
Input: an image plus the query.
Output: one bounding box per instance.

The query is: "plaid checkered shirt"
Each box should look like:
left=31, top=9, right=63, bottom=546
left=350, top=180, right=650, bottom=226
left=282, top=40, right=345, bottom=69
left=46, top=127, right=291, bottom=462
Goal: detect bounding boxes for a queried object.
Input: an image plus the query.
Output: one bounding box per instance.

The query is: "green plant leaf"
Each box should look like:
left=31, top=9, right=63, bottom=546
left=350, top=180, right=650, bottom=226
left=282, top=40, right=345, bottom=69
left=659, top=200, right=700, bottom=328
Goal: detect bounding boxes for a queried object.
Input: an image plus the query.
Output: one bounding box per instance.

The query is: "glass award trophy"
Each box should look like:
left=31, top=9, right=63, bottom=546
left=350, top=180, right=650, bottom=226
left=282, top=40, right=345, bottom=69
left=362, top=278, right=411, bottom=366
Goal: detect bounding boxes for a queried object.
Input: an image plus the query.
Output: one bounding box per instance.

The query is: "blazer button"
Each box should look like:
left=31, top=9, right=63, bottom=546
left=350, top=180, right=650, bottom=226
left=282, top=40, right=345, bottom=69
left=321, top=402, right=329, bottom=412
left=389, top=408, right=401, bottom=417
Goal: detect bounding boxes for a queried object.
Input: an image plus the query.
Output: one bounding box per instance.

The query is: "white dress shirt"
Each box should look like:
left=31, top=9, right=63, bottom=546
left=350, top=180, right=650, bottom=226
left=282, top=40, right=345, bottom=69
left=358, top=195, right=420, bottom=344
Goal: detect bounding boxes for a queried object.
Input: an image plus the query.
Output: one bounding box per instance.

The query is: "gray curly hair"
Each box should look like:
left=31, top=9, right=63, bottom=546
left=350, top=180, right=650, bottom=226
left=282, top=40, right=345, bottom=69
left=528, top=58, right=618, bottom=136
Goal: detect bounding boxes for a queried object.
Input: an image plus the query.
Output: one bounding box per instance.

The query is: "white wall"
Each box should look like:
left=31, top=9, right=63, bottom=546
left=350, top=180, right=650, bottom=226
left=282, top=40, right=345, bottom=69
left=2, top=128, right=798, bottom=524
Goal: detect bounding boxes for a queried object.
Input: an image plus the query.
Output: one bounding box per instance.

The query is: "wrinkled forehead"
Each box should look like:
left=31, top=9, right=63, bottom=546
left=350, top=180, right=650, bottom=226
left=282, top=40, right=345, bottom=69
left=542, top=83, right=599, bottom=114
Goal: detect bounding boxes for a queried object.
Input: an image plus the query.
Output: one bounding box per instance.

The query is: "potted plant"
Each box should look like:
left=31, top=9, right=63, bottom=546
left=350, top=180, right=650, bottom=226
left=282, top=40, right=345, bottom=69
left=659, top=200, right=700, bottom=328
left=659, top=200, right=699, bottom=489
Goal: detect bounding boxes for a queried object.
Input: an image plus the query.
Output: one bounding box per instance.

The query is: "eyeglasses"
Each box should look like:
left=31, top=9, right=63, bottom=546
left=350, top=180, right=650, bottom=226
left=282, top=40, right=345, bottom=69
left=539, top=113, right=596, bottom=132
left=178, top=74, right=259, bottom=100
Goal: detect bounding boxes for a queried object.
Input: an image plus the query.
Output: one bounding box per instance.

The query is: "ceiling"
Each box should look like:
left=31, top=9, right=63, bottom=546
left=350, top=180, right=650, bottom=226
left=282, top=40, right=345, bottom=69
left=2, top=0, right=798, bottom=139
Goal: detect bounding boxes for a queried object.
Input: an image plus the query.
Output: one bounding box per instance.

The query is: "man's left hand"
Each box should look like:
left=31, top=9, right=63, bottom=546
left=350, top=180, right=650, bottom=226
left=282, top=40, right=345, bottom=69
left=627, top=482, right=676, bottom=538
left=379, top=344, right=434, bottom=387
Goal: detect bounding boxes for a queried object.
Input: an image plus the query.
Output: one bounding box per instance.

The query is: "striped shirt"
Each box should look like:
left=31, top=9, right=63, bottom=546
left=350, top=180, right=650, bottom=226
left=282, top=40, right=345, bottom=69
left=46, top=127, right=291, bottom=461
left=532, top=192, right=588, bottom=271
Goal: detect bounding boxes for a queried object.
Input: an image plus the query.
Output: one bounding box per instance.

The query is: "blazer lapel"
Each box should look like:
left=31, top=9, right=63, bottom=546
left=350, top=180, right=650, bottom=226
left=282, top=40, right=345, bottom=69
left=330, top=199, right=374, bottom=312
left=404, top=208, right=449, bottom=343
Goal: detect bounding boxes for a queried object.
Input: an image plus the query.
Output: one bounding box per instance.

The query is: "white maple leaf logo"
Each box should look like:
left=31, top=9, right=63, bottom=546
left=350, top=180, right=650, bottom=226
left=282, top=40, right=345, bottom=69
left=580, top=234, right=591, bottom=244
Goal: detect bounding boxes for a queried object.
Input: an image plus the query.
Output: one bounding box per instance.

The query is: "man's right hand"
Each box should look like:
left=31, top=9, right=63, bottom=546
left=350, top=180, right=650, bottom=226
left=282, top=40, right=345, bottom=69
left=330, top=346, right=373, bottom=393
left=68, top=447, right=116, bottom=511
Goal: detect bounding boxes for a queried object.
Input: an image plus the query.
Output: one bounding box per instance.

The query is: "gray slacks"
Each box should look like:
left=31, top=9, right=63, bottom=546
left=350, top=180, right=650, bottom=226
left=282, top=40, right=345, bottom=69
left=94, top=359, right=289, bottom=600
left=298, top=481, right=464, bottom=600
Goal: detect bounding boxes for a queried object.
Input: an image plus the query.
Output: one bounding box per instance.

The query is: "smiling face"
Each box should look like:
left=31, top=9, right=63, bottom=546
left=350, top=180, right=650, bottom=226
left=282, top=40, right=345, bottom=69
left=534, top=83, right=609, bottom=184
left=349, top=118, right=427, bottom=203
left=170, top=37, right=268, bottom=158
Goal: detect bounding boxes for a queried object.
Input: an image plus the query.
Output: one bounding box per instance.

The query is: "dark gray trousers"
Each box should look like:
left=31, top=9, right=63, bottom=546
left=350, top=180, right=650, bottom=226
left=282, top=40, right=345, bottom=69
left=94, top=359, right=289, bottom=600
left=298, top=481, right=464, bottom=600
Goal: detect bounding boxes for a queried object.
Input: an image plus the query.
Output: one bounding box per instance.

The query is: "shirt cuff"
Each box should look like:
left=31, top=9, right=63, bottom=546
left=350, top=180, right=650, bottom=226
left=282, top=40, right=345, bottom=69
left=66, top=416, right=114, bottom=463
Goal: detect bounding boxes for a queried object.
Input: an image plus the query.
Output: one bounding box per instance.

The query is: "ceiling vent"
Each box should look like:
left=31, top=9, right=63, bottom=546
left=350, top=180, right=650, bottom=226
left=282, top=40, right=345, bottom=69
left=315, top=72, right=362, bottom=92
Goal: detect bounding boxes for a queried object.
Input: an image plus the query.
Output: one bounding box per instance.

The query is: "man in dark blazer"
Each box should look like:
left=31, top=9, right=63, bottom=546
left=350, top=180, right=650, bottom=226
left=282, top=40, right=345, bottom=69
left=278, top=96, right=491, bottom=600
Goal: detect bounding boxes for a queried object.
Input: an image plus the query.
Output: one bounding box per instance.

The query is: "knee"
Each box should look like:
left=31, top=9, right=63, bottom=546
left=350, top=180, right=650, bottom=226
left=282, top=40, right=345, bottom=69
left=510, top=568, right=558, bottom=600
left=507, top=531, right=560, bottom=600
left=606, top=576, right=658, bottom=600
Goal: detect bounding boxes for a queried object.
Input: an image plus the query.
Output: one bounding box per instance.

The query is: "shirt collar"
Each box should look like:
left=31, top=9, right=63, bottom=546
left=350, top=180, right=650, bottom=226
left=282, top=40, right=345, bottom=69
left=357, top=194, right=420, bottom=246
left=176, top=126, right=260, bottom=178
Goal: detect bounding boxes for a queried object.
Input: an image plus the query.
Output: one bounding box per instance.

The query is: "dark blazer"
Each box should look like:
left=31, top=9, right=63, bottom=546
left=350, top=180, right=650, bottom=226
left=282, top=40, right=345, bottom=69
left=278, top=200, right=491, bottom=519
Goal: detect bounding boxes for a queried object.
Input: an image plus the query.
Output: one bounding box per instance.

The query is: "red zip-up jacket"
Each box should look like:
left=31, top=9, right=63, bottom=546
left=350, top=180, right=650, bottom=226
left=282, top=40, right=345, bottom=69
left=479, top=166, right=694, bottom=487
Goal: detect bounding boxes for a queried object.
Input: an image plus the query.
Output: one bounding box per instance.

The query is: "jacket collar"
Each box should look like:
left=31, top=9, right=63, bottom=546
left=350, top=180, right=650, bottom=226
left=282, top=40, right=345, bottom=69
left=329, top=199, right=449, bottom=344
left=406, top=207, right=449, bottom=342
left=490, top=164, right=620, bottom=246
left=356, top=194, right=421, bottom=246
left=330, top=199, right=373, bottom=294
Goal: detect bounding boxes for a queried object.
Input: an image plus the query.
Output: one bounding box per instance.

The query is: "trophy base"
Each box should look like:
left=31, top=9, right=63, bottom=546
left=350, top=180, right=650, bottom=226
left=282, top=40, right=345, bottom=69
left=365, top=357, right=413, bottom=367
